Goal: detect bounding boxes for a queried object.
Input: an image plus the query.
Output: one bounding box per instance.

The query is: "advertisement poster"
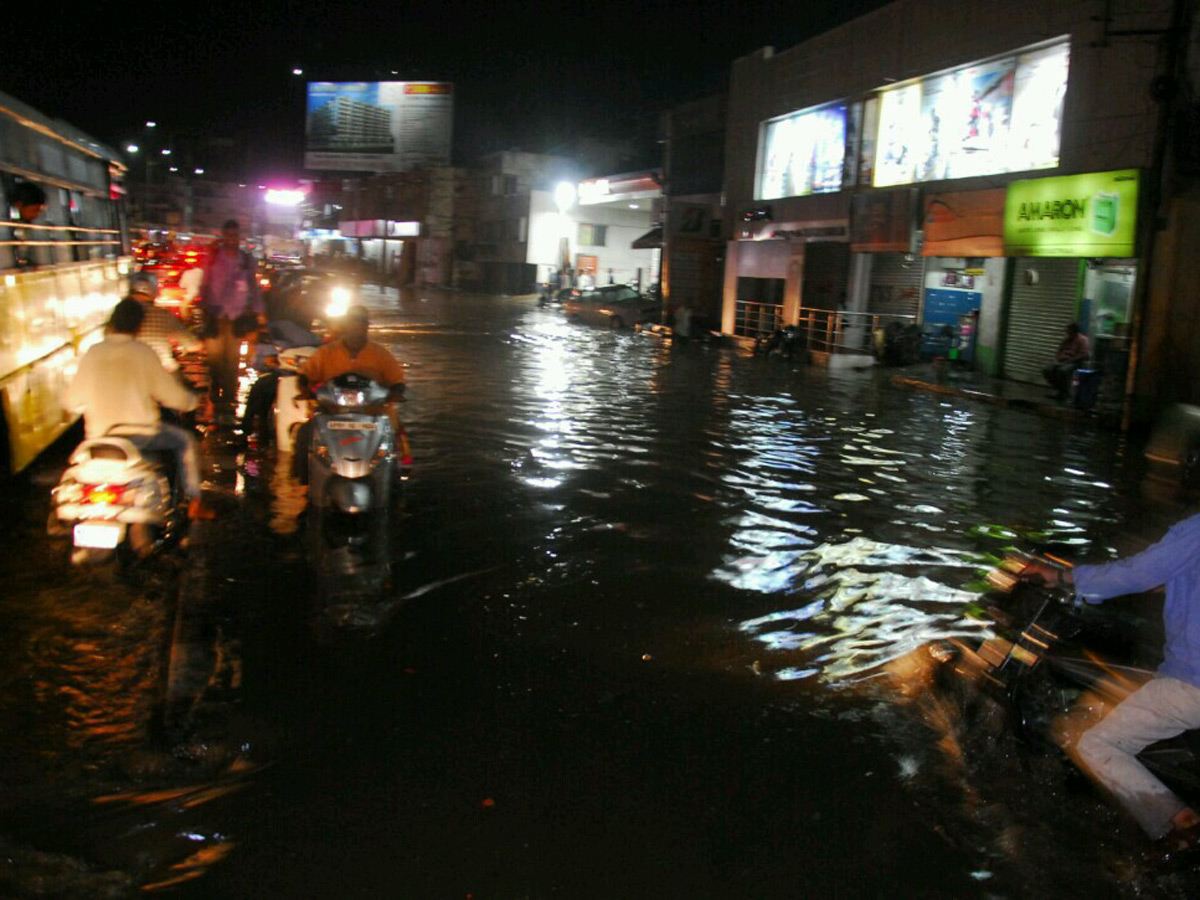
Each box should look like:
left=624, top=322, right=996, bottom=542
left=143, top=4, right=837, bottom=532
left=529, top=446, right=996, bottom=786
left=874, top=83, right=922, bottom=187
left=1004, top=169, right=1139, bottom=257
left=758, top=104, right=847, bottom=200
left=305, top=81, right=453, bottom=173
left=872, top=40, right=1069, bottom=188
left=917, top=58, right=1015, bottom=181
left=1008, top=42, right=1069, bottom=173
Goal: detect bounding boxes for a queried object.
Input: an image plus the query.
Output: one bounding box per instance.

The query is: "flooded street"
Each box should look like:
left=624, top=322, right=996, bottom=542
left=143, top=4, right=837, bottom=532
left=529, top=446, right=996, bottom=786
left=2, top=287, right=1195, bottom=897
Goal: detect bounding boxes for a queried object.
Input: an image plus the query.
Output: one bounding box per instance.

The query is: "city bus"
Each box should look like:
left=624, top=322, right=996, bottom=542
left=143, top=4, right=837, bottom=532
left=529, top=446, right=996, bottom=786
left=0, top=89, right=130, bottom=475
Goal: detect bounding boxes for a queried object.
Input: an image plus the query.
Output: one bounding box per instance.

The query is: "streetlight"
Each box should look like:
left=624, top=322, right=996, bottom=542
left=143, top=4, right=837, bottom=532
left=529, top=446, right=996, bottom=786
left=194, top=168, right=205, bottom=175
left=161, top=148, right=172, bottom=156
left=292, top=67, right=303, bottom=76
left=126, top=143, right=140, bottom=154
left=146, top=121, right=157, bottom=128
left=554, top=181, right=576, bottom=213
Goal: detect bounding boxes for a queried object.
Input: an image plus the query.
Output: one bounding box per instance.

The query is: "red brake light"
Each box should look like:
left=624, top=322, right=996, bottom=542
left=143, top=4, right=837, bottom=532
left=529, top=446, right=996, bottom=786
left=82, top=484, right=127, bottom=505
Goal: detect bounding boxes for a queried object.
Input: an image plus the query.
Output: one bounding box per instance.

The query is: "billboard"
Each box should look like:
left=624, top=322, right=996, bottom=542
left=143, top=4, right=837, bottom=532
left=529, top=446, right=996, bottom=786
left=758, top=104, right=847, bottom=200
left=1004, top=169, right=1139, bottom=257
left=873, top=40, right=1068, bottom=187
left=305, top=81, right=453, bottom=173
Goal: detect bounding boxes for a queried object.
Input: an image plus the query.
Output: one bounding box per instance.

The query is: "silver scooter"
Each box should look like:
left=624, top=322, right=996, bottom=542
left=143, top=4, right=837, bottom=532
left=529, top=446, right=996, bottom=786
left=307, top=373, right=397, bottom=524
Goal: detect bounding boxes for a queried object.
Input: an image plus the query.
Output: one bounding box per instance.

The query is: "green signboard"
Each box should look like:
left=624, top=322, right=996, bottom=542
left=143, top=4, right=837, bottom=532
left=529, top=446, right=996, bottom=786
left=1004, top=169, right=1139, bottom=257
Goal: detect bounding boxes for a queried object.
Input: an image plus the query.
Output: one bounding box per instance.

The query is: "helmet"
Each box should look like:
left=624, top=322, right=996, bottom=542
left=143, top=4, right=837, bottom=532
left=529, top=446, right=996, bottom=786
left=129, top=271, right=159, bottom=298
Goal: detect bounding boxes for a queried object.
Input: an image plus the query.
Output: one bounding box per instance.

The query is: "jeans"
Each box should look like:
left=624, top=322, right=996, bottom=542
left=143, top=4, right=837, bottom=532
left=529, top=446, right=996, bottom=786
left=129, top=423, right=202, bottom=500
left=1076, top=676, right=1200, bottom=838
left=205, top=317, right=241, bottom=406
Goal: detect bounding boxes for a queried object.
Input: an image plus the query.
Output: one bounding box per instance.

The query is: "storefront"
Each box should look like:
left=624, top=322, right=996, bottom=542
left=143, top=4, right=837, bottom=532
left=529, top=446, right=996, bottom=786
left=723, top=201, right=850, bottom=340
left=921, top=188, right=1008, bottom=369
left=1000, top=169, right=1140, bottom=387
left=850, top=189, right=923, bottom=320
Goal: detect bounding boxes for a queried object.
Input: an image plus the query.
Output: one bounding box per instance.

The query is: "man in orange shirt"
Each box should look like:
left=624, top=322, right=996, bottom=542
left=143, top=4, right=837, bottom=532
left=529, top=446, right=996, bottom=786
left=301, top=305, right=405, bottom=395
left=293, top=305, right=406, bottom=483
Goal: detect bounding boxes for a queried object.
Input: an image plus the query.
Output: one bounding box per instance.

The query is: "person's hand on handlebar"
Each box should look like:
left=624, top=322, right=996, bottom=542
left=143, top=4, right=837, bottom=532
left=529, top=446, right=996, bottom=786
left=1021, top=559, right=1074, bottom=591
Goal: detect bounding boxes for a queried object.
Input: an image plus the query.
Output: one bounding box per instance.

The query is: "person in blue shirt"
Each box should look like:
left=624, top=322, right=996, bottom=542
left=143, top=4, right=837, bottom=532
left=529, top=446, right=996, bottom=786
left=1025, top=516, right=1200, bottom=852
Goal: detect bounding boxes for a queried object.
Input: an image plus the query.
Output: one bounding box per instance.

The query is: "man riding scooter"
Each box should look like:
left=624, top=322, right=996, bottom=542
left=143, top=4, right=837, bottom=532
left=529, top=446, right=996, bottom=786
left=1024, top=518, right=1200, bottom=857
left=292, top=305, right=406, bottom=483
left=65, top=298, right=216, bottom=521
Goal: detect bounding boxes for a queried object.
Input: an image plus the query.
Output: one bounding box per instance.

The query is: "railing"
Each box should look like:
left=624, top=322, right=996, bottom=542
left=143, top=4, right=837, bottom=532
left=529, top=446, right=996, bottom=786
left=794, top=307, right=919, bottom=357
left=734, top=300, right=782, bottom=339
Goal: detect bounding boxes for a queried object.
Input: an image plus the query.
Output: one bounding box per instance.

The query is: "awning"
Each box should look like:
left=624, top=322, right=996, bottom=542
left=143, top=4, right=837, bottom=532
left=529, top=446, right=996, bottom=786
left=631, top=226, right=662, bottom=250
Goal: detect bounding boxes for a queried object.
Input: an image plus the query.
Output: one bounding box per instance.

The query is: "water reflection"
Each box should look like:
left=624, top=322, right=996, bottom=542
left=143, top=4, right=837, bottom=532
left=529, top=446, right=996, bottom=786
left=740, top=537, right=990, bottom=682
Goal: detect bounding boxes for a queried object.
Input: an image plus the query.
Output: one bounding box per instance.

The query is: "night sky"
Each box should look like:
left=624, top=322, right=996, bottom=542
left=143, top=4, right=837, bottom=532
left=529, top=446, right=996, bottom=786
left=6, top=0, right=889, bottom=179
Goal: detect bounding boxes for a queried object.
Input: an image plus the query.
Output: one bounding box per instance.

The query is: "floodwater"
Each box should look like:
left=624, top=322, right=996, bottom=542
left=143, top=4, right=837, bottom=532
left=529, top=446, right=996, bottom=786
left=1, top=287, right=1196, bottom=897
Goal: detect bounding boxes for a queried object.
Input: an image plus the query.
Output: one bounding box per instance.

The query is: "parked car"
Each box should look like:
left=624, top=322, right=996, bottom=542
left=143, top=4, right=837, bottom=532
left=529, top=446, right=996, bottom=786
left=561, top=284, right=661, bottom=329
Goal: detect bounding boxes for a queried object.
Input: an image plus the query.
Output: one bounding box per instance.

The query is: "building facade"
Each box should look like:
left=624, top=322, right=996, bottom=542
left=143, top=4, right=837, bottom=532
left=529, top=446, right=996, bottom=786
left=722, top=0, right=1184, bottom=415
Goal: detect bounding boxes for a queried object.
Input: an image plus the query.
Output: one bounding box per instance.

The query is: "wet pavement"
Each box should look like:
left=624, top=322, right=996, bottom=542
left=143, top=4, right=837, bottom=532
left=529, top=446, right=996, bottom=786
left=1, top=286, right=1198, bottom=897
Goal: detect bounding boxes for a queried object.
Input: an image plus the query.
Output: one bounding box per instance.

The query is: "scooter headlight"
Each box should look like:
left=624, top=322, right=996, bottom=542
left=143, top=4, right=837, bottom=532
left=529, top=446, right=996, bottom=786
left=326, top=287, right=352, bottom=319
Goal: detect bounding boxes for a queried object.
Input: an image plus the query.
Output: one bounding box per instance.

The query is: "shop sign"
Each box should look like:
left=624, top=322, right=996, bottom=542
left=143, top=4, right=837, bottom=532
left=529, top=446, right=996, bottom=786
left=1004, top=169, right=1139, bottom=257
left=850, top=189, right=917, bottom=251
left=763, top=220, right=848, bottom=241
left=923, top=188, right=1006, bottom=257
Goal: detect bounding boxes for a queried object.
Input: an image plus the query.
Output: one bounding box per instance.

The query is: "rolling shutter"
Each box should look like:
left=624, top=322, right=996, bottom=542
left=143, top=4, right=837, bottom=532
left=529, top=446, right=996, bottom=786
left=1003, top=258, right=1082, bottom=384
left=867, top=252, right=924, bottom=318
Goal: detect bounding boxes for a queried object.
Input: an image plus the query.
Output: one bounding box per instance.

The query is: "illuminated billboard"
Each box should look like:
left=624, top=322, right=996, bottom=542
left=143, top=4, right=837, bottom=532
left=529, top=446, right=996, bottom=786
left=305, top=81, right=453, bottom=173
left=873, top=40, right=1068, bottom=187
left=758, top=104, right=847, bottom=200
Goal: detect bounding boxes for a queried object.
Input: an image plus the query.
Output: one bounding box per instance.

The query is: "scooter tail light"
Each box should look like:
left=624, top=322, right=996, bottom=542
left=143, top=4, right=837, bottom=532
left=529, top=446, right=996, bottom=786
left=81, top=483, right=128, bottom=505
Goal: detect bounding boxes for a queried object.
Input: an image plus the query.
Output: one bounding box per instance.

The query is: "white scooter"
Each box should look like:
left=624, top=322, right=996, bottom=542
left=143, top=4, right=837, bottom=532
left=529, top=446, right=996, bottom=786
left=49, top=427, right=183, bottom=566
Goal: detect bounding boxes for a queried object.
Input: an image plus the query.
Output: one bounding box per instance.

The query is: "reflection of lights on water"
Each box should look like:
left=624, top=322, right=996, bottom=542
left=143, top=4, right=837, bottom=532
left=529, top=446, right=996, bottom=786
left=738, top=537, right=991, bottom=683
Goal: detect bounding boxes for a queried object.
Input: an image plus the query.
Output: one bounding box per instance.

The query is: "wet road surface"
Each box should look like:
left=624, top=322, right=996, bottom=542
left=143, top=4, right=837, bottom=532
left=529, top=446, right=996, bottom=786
left=2, top=287, right=1197, bottom=897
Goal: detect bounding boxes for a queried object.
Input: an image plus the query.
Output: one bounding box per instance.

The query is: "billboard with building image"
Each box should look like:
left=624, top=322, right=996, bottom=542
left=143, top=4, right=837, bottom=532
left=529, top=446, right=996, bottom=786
left=305, top=81, right=453, bottom=173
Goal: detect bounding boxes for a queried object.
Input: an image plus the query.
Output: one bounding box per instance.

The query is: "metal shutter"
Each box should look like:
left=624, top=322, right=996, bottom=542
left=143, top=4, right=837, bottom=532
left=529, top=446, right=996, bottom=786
left=1003, top=258, right=1082, bottom=384
left=867, top=252, right=924, bottom=318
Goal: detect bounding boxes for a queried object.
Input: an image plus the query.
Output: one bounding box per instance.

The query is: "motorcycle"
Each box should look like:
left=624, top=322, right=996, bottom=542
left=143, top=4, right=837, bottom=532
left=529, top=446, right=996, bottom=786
left=946, top=554, right=1200, bottom=798
left=48, top=426, right=183, bottom=567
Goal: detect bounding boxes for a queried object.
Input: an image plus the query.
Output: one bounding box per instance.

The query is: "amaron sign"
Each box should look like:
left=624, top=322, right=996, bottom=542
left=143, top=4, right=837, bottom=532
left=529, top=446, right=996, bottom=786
left=1003, top=169, right=1139, bottom=257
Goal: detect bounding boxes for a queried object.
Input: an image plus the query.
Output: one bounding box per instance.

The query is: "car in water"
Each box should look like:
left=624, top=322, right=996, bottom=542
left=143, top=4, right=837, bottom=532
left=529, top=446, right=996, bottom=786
left=561, top=284, right=660, bottom=329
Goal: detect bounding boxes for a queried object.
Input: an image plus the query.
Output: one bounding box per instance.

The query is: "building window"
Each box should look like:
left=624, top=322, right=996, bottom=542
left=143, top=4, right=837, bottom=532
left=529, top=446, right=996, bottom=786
left=579, top=224, right=607, bottom=246
left=503, top=175, right=518, bottom=195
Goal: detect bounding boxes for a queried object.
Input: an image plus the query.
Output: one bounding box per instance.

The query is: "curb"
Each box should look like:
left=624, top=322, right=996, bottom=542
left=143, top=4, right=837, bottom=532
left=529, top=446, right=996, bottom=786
left=890, top=375, right=1122, bottom=429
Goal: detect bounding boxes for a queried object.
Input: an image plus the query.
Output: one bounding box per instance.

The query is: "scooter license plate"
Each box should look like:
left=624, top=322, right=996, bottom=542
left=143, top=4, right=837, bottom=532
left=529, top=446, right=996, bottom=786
left=73, top=522, right=124, bottom=549
left=327, top=421, right=376, bottom=431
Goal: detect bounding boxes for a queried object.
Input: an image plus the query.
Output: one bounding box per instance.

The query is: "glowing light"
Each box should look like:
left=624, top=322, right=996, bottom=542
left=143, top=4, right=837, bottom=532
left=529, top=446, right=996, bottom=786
left=265, top=188, right=306, bottom=206
left=326, top=287, right=352, bottom=318
left=146, top=121, right=157, bottom=128
left=554, top=181, right=576, bottom=213
left=161, top=148, right=172, bottom=156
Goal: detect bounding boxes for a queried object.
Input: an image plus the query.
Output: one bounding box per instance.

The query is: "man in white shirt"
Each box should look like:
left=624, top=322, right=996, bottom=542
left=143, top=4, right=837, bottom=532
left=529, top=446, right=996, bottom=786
left=65, top=298, right=215, bottom=520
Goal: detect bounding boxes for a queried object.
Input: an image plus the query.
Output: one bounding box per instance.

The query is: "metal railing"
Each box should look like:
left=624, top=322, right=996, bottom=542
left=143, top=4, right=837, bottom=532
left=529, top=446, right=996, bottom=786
left=794, top=307, right=918, bottom=357
left=733, top=299, right=782, bottom=339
